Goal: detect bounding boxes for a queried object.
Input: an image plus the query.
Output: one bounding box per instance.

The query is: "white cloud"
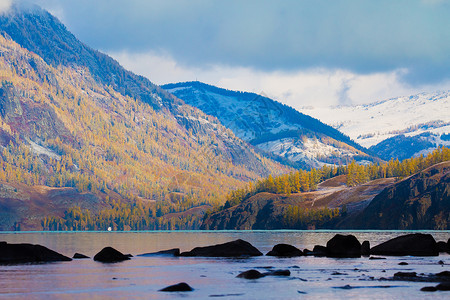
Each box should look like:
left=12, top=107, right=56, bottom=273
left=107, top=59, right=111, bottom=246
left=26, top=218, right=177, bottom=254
left=0, top=0, right=12, bottom=13
left=108, top=50, right=450, bottom=110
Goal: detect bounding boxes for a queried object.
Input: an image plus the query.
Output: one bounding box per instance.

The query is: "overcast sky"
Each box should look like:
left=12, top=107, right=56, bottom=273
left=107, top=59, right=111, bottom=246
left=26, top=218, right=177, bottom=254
left=21, top=0, right=450, bottom=107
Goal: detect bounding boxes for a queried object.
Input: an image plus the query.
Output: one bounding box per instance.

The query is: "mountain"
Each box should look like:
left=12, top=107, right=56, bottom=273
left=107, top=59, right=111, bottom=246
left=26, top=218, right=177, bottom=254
left=340, top=161, right=450, bottom=229
left=300, top=91, right=450, bottom=160
left=0, top=4, right=290, bottom=230
left=162, top=81, right=377, bottom=169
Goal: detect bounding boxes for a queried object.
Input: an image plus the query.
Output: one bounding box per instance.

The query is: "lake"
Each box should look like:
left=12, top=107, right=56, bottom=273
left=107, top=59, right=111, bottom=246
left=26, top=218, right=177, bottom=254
left=0, top=230, right=449, bottom=299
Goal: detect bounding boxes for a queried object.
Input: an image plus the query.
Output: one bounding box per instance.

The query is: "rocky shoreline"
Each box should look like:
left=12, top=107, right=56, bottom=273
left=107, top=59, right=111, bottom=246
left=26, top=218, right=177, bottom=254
left=1, top=233, right=449, bottom=293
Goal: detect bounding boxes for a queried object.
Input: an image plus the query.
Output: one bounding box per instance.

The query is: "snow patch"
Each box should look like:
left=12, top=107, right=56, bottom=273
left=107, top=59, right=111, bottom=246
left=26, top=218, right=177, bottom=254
left=29, top=141, right=61, bottom=160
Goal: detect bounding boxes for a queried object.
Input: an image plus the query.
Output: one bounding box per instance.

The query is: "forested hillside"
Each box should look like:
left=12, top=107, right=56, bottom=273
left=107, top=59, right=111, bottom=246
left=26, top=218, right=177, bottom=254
left=0, top=5, right=290, bottom=230
left=202, top=147, right=450, bottom=230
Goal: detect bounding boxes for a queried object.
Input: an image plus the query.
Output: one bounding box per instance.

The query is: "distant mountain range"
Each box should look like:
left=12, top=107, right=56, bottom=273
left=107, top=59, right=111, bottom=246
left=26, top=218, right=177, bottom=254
left=300, top=91, right=450, bottom=160
left=163, top=81, right=377, bottom=169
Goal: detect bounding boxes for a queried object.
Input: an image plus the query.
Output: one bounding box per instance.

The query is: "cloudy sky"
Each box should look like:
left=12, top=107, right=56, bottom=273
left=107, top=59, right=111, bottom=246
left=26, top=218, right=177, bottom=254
left=22, top=0, right=450, bottom=107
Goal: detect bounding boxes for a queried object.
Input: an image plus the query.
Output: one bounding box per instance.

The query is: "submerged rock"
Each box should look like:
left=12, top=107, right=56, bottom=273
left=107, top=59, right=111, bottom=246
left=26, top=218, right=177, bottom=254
left=370, top=234, right=438, bottom=256
left=237, top=269, right=265, bottom=279
left=138, top=248, right=180, bottom=257
left=179, top=239, right=262, bottom=257
left=421, top=286, right=437, bottom=292
left=394, top=272, right=417, bottom=278
left=73, top=253, right=90, bottom=259
left=159, top=282, right=193, bottom=292
left=93, top=247, right=130, bottom=263
left=237, top=269, right=291, bottom=279
left=266, top=244, right=303, bottom=257
left=0, top=241, right=72, bottom=264
left=326, top=234, right=361, bottom=258
left=265, top=269, right=290, bottom=276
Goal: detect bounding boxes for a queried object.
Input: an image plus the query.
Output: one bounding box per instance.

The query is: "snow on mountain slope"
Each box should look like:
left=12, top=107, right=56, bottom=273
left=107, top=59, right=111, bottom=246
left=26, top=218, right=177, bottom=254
left=300, top=91, right=450, bottom=153
left=163, top=82, right=376, bottom=169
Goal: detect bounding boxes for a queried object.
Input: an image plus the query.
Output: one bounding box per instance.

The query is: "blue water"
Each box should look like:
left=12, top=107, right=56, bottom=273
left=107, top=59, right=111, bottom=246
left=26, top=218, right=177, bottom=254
left=0, top=230, right=449, bottom=299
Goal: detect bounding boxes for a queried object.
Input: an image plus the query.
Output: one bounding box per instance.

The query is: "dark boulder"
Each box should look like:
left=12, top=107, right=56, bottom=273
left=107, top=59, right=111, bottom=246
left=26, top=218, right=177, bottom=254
left=437, top=241, right=447, bottom=253
left=138, top=248, right=180, bottom=257
left=370, top=234, right=438, bottom=256
left=326, top=234, right=361, bottom=258
left=159, top=282, right=193, bottom=292
left=394, top=272, right=417, bottom=278
left=312, top=245, right=327, bottom=257
left=266, top=244, right=302, bottom=257
left=421, top=286, right=437, bottom=292
left=0, top=242, right=72, bottom=264
left=73, top=253, right=89, bottom=259
left=265, top=269, right=290, bottom=276
left=303, top=248, right=313, bottom=256
left=237, top=269, right=291, bottom=279
left=436, top=282, right=450, bottom=291
left=179, top=239, right=262, bottom=257
left=93, top=247, right=130, bottom=263
left=361, top=241, right=370, bottom=256
left=237, top=269, right=265, bottom=279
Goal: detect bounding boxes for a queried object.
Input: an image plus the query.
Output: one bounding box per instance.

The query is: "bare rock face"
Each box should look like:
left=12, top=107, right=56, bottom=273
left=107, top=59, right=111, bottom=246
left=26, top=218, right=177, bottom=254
left=0, top=241, right=72, bottom=264
left=266, top=244, right=303, bottom=257
left=179, top=239, right=262, bottom=257
left=326, top=234, right=361, bottom=258
left=93, top=247, right=130, bottom=263
left=370, top=233, right=438, bottom=256
left=346, top=162, right=450, bottom=230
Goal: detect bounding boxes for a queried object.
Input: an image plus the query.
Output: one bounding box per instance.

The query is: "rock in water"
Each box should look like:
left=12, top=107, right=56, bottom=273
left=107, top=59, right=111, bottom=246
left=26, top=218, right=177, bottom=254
left=237, top=269, right=265, bottom=279
left=73, top=253, right=90, bottom=259
left=436, top=283, right=450, bottom=291
left=370, top=234, right=438, bottom=256
left=326, top=234, right=361, bottom=258
left=436, top=241, right=447, bottom=253
left=0, top=241, right=72, bottom=264
left=93, top=247, right=130, bottom=262
left=361, top=241, right=370, bottom=256
left=159, top=282, right=194, bottom=292
left=266, top=244, right=303, bottom=257
left=264, top=269, right=291, bottom=276
left=179, top=239, right=262, bottom=257
left=312, top=245, right=327, bottom=257
left=137, top=248, right=180, bottom=257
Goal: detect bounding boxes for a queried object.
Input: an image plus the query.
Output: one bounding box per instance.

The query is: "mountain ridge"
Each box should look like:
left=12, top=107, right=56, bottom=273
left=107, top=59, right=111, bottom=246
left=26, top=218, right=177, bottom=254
left=163, top=81, right=378, bottom=169
left=0, top=4, right=290, bottom=230
left=300, top=91, right=450, bottom=160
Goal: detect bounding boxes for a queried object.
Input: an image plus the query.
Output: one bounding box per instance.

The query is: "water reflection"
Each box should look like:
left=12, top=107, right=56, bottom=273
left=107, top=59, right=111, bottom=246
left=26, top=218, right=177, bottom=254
left=0, top=231, right=448, bottom=299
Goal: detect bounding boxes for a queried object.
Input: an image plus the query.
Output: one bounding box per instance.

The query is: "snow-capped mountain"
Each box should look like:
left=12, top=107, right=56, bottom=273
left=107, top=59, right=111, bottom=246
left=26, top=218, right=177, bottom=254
left=300, top=91, right=450, bottom=160
left=163, top=82, right=377, bottom=169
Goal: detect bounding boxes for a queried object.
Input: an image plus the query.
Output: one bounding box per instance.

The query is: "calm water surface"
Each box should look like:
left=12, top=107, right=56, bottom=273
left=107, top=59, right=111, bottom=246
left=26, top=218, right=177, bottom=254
left=0, top=230, right=449, bottom=299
